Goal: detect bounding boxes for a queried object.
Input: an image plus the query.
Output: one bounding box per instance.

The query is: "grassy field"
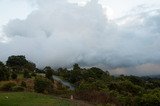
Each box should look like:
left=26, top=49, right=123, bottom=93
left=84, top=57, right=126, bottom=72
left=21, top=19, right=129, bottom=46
left=0, top=92, right=74, bottom=106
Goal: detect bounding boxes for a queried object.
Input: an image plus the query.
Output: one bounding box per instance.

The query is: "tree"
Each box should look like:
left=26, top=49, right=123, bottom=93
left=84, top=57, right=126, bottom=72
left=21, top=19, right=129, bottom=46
left=34, top=76, right=53, bottom=93
left=69, top=69, right=82, bottom=84
left=6, top=55, right=36, bottom=72
left=6, top=55, right=28, bottom=67
left=0, top=61, right=10, bottom=81
left=108, top=80, right=143, bottom=95
left=23, top=69, right=31, bottom=78
left=69, top=64, right=83, bottom=84
left=73, top=63, right=81, bottom=70
left=6, top=55, right=28, bottom=72
left=44, top=66, right=53, bottom=80
left=0, top=61, right=4, bottom=67
left=24, top=61, right=36, bottom=72
left=137, top=89, right=160, bottom=106
left=35, top=68, right=44, bottom=73
left=57, top=68, right=69, bottom=79
left=82, top=67, right=107, bottom=81
left=11, top=72, right=17, bottom=80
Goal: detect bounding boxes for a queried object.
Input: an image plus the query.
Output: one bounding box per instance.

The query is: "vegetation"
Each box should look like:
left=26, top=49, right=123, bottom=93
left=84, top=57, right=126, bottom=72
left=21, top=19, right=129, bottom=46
left=23, top=69, right=31, bottom=78
left=11, top=72, right=17, bottom=80
left=0, top=61, right=10, bottom=81
left=55, top=63, right=160, bottom=105
left=12, top=85, right=25, bottom=92
left=34, top=76, right=53, bottom=93
left=0, top=92, right=73, bottom=106
left=44, top=66, right=54, bottom=80
left=0, top=81, right=16, bottom=91
left=0, top=55, right=160, bottom=106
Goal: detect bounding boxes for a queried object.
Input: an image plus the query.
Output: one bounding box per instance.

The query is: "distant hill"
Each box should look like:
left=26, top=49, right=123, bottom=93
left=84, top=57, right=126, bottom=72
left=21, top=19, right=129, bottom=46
left=149, top=75, right=160, bottom=79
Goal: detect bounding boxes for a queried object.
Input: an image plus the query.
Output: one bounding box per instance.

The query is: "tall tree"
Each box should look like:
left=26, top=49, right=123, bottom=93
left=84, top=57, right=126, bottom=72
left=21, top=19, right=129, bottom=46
left=44, top=66, right=53, bottom=80
left=6, top=55, right=36, bottom=72
left=11, top=71, right=17, bottom=80
left=6, top=55, right=28, bottom=67
left=0, top=61, right=10, bottom=81
left=24, top=61, right=36, bottom=72
left=73, top=63, right=81, bottom=70
left=69, top=64, right=82, bottom=84
left=6, top=55, right=27, bottom=72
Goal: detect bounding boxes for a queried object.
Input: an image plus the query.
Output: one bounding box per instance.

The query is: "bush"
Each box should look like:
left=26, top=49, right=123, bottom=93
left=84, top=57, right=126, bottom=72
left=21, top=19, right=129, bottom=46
left=31, top=72, right=36, bottom=77
left=21, top=81, right=27, bottom=88
left=75, top=90, right=118, bottom=105
left=136, top=89, right=160, bottom=106
left=44, top=67, right=53, bottom=80
left=11, top=72, right=17, bottom=80
left=34, top=76, right=53, bottom=93
left=0, top=62, right=10, bottom=81
left=23, top=70, right=31, bottom=78
left=108, top=80, right=143, bottom=95
left=12, top=86, right=25, bottom=91
left=0, top=82, right=16, bottom=91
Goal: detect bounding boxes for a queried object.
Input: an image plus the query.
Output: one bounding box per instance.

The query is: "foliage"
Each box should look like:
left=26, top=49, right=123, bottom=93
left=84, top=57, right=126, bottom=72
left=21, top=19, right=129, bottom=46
left=24, top=61, right=36, bottom=72
left=0, top=81, right=16, bottom=91
left=1, top=56, right=160, bottom=105
left=65, top=64, right=110, bottom=86
left=136, top=89, right=160, bottom=106
left=73, top=63, right=81, bottom=70
left=23, top=69, right=31, bottom=78
left=34, top=76, right=53, bottom=93
left=11, top=71, right=17, bottom=80
left=77, top=80, right=108, bottom=92
left=12, top=85, right=25, bottom=91
left=6, top=55, right=36, bottom=72
left=0, top=61, right=10, bottom=81
left=31, top=72, right=37, bottom=77
left=35, top=68, right=44, bottom=73
left=44, top=66, right=53, bottom=80
left=75, top=90, right=118, bottom=105
left=57, top=68, right=69, bottom=79
left=6, top=55, right=28, bottom=68
left=21, top=81, right=27, bottom=88
left=82, top=67, right=109, bottom=81
left=69, top=69, right=82, bottom=84
left=108, top=80, right=143, bottom=95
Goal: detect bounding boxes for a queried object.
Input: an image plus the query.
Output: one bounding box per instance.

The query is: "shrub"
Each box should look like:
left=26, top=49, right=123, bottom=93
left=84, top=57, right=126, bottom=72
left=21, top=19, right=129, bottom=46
left=12, top=86, right=25, bottom=91
left=34, top=76, right=53, bottom=93
left=136, top=89, right=160, bottom=106
left=44, top=67, right=53, bottom=80
left=75, top=90, right=118, bottom=105
left=11, top=72, right=17, bottom=80
left=108, top=80, right=143, bottom=95
left=0, top=62, right=10, bottom=81
left=31, top=72, right=36, bottom=77
left=23, top=70, right=31, bottom=78
left=0, top=82, right=16, bottom=91
left=21, top=81, right=27, bottom=88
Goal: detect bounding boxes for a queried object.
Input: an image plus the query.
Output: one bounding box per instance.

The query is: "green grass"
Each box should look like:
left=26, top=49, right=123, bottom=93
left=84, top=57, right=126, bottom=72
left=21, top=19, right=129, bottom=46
left=0, top=92, right=73, bottom=106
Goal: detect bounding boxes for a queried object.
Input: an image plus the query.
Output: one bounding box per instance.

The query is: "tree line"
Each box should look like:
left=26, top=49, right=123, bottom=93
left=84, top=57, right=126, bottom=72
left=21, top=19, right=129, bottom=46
left=0, top=55, right=160, bottom=106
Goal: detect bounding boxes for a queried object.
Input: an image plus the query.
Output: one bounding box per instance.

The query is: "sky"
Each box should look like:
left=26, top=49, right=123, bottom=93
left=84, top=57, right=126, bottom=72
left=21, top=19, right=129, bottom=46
left=0, top=0, right=160, bottom=76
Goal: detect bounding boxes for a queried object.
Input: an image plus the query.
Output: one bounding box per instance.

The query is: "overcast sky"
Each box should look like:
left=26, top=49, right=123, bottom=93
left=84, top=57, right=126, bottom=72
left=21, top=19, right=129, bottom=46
left=0, top=0, right=160, bottom=76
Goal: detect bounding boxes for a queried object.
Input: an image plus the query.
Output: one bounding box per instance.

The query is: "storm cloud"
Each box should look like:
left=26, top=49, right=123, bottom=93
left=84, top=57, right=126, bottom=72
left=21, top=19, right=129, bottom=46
left=1, top=0, right=160, bottom=75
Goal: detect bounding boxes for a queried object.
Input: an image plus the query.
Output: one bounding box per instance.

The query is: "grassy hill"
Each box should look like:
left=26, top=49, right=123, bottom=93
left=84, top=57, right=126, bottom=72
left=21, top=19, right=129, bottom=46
left=0, top=92, right=74, bottom=106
